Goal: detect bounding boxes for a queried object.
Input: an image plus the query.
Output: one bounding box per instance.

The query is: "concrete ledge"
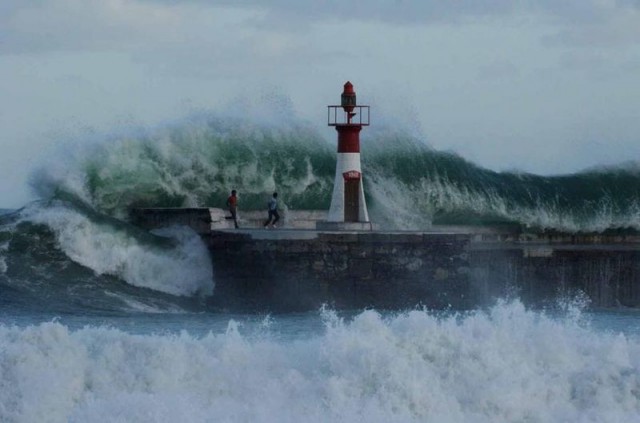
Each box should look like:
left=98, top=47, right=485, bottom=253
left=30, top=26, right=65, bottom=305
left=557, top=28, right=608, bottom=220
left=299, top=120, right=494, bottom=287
left=316, top=221, right=374, bottom=231
left=215, top=209, right=328, bottom=229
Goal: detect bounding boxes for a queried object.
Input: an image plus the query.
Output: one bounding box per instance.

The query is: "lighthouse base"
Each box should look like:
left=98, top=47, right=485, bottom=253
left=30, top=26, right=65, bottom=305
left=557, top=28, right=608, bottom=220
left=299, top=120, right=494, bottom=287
left=316, top=221, right=375, bottom=231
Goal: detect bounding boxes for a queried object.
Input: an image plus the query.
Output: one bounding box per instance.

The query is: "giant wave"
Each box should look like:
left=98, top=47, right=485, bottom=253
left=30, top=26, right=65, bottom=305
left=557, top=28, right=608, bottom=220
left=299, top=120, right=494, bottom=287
left=29, top=114, right=640, bottom=231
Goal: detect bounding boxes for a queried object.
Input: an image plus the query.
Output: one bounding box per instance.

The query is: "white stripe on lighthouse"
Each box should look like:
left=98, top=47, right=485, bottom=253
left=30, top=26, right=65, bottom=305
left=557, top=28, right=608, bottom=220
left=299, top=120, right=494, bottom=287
left=327, top=152, right=370, bottom=222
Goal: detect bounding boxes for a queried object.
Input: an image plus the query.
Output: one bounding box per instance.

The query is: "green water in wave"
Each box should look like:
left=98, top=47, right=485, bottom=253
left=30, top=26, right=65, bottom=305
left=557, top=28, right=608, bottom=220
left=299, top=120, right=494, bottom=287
left=35, top=116, right=640, bottom=231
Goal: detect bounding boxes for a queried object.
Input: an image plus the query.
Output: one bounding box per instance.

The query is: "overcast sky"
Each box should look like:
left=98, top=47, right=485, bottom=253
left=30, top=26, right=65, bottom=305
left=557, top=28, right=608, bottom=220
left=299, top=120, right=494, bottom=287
left=1, top=0, right=640, bottom=207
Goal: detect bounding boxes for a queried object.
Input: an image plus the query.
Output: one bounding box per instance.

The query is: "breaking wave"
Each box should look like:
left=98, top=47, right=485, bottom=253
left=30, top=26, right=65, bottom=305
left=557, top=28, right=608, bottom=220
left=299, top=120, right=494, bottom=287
left=28, top=114, right=640, bottom=232
left=1, top=301, right=639, bottom=422
left=0, top=201, right=212, bottom=313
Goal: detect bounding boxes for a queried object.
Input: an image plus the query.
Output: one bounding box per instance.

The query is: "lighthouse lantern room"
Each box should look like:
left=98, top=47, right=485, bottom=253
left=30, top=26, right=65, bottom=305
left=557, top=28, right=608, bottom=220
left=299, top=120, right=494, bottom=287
left=320, top=82, right=372, bottom=230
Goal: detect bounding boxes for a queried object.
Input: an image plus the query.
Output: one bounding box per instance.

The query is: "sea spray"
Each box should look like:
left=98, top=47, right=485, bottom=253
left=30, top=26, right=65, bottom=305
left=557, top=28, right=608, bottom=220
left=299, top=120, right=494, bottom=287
left=365, top=136, right=640, bottom=231
left=1, top=301, right=639, bottom=422
left=0, top=245, right=7, bottom=274
left=19, top=202, right=213, bottom=297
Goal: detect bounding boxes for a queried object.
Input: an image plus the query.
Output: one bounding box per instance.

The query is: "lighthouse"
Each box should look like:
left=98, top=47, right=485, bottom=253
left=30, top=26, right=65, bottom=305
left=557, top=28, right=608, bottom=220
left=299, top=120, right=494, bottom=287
left=319, top=81, right=372, bottom=230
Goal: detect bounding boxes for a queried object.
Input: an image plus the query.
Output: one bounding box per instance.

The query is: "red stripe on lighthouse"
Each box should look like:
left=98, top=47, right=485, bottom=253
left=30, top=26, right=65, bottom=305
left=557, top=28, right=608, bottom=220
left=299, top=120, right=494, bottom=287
left=336, top=125, right=362, bottom=153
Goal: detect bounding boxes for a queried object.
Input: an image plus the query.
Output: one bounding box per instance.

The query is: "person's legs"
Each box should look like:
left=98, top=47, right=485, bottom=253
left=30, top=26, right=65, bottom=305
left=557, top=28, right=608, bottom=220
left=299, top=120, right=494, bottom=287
left=230, top=207, right=238, bottom=228
left=272, top=210, right=280, bottom=226
left=264, top=210, right=273, bottom=227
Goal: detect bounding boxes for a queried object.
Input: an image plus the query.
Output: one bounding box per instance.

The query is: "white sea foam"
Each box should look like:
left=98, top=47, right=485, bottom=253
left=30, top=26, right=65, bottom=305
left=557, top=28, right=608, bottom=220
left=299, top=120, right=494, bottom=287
left=0, top=242, right=7, bottom=274
left=21, top=205, right=213, bottom=297
left=103, top=291, right=188, bottom=314
left=1, top=302, right=639, bottom=423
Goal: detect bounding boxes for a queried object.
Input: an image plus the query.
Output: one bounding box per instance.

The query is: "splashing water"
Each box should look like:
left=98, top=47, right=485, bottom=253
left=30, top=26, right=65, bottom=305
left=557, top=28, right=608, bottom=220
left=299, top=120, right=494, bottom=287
left=2, top=202, right=213, bottom=299
left=1, top=301, right=639, bottom=422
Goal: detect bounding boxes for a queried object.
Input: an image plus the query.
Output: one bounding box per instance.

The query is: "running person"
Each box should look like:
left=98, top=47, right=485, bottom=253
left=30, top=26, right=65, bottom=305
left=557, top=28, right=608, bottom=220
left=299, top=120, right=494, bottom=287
left=226, top=189, right=239, bottom=228
left=263, top=192, right=279, bottom=228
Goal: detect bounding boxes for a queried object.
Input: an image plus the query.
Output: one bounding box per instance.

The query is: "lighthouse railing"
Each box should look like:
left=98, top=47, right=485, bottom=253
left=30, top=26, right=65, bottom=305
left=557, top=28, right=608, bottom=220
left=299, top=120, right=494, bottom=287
left=327, top=105, right=370, bottom=126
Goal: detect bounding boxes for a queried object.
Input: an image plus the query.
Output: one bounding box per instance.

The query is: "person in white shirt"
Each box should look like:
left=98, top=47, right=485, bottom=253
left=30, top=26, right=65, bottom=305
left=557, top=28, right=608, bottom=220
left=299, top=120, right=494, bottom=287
left=263, top=192, right=280, bottom=228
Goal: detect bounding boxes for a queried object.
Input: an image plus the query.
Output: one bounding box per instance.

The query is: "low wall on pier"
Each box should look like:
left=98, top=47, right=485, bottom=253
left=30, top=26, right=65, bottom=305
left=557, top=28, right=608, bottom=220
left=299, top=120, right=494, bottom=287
left=129, top=207, right=328, bottom=232
left=129, top=207, right=640, bottom=311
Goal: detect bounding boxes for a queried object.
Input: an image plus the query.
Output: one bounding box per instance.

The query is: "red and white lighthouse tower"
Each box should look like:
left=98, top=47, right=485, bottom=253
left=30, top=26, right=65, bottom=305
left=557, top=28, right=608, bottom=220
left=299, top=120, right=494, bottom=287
left=322, top=81, right=371, bottom=230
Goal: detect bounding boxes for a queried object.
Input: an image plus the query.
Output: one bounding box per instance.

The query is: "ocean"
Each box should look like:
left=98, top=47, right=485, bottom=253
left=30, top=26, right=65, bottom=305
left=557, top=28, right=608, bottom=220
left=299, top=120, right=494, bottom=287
left=2, top=115, right=640, bottom=422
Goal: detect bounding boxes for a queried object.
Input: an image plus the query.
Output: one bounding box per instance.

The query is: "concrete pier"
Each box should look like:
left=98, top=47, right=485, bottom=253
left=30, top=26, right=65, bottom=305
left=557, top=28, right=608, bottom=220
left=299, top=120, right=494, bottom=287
left=130, top=207, right=640, bottom=311
left=206, top=228, right=471, bottom=311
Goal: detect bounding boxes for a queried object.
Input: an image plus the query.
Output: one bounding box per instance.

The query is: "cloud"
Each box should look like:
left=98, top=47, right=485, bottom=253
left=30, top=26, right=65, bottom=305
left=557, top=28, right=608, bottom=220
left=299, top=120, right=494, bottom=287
left=3, top=0, right=640, bottom=57
left=476, top=61, right=520, bottom=81
left=542, top=5, right=640, bottom=47
left=0, top=1, right=317, bottom=78
left=0, top=0, right=255, bottom=55
left=142, top=0, right=640, bottom=27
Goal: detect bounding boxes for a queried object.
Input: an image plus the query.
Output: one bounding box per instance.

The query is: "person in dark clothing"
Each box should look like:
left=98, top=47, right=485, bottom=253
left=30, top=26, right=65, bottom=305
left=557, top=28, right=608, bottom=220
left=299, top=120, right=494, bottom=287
left=263, top=192, right=279, bottom=228
left=226, top=189, right=239, bottom=228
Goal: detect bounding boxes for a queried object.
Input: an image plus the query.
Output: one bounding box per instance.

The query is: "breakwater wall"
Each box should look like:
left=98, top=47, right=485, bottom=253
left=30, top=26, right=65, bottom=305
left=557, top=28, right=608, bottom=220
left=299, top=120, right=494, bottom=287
left=130, top=208, right=640, bottom=311
left=206, top=230, right=471, bottom=311
left=467, top=233, right=640, bottom=309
